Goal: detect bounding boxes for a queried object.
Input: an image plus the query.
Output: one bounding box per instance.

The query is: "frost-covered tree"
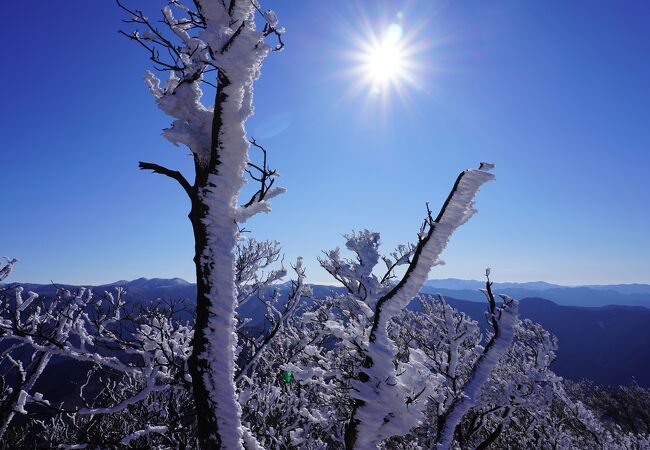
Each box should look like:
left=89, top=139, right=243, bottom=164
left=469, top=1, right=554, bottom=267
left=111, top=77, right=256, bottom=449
left=0, top=257, right=29, bottom=439
left=566, top=379, right=650, bottom=437
left=432, top=274, right=519, bottom=449
left=230, top=163, right=499, bottom=449
left=0, top=235, right=307, bottom=448
left=117, top=0, right=285, bottom=447
left=232, top=224, right=650, bottom=449
left=0, top=268, right=194, bottom=446
left=236, top=245, right=519, bottom=449
left=335, top=167, right=497, bottom=449
left=392, top=297, right=650, bottom=450
left=26, top=309, right=196, bottom=448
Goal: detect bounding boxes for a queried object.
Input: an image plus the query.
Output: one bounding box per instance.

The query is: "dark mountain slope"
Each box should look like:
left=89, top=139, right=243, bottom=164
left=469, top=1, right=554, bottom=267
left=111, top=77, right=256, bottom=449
left=421, top=285, right=650, bottom=308
left=440, top=297, right=650, bottom=387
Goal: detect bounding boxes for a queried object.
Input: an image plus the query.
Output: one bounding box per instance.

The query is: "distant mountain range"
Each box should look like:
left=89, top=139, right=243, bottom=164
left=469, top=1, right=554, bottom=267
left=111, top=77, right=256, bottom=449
left=425, top=278, right=650, bottom=295
left=7, top=277, right=650, bottom=307
left=425, top=278, right=563, bottom=291
left=2, top=277, right=196, bottom=306
left=423, top=279, right=650, bottom=308
left=3, top=277, right=650, bottom=387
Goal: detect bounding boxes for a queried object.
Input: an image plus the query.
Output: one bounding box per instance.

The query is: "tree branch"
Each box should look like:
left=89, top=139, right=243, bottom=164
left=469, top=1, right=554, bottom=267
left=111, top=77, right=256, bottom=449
left=138, top=162, right=193, bottom=197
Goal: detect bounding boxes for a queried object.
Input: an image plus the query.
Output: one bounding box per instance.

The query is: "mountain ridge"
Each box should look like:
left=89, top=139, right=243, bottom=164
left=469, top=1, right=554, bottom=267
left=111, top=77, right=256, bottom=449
left=3, top=278, right=650, bottom=386
left=5, top=277, right=650, bottom=308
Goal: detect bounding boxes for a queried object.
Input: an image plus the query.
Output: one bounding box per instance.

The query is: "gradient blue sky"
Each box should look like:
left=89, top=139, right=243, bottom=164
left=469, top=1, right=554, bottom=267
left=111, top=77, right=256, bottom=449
left=2, top=1, right=649, bottom=286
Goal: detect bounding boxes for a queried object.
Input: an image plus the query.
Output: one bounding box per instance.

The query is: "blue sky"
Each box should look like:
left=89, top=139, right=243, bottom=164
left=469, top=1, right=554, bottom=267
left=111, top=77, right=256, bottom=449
left=2, top=1, right=649, bottom=286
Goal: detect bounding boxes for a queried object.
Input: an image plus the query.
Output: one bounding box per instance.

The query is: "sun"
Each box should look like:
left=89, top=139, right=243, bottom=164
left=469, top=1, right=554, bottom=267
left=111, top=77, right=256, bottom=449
left=344, top=16, right=426, bottom=108
left=335, top=10, right=432, bottom=114
left=365, top=43, right=404, bottom=85
left=362, top=24, right=407, bottom=87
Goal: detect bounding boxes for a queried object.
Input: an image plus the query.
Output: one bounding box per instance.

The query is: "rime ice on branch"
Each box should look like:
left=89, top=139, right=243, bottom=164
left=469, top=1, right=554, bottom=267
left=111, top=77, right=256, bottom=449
left=344, top=166, right=495, bottom=449
left=0, top=257, right=17, bottom=283
left=0, top=272, right=194, bottom=445
left=118, top=0, right=285, bottom=447
left=434, top=273, right=519, bottom=449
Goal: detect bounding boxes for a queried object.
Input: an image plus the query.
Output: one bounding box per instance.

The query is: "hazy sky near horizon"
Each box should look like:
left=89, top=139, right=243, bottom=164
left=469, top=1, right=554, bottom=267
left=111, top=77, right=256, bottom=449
left=2, top=1, right=649, bottom=286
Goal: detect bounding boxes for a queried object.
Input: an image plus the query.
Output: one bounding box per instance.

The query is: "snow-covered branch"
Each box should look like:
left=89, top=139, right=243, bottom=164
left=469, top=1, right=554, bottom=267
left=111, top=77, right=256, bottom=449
left=0, top=257, right=17, bottom=283
left=346, top=164, right=495, bottom=449
left=236, top=257, right=310, bottom=384
left=435, top=275, right=519, bottom=449
left=120, top=425, right=168, bottom=445
left=0, top=272, right=193, bottom=442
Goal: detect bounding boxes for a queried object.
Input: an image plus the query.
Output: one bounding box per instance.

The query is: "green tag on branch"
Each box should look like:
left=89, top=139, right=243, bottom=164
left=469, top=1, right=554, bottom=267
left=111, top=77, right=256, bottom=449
left=282, top=370, right=293, bottom=384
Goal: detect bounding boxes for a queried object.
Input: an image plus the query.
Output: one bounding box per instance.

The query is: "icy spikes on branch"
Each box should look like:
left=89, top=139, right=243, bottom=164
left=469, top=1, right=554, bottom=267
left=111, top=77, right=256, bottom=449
left=0, top=257, right=17, bottom=283
left=319, top=230, right=384, bottom=306
left=0, top=283, right=194, bottom=442
left=435, top=275, right=519, bottom=449
left=335, top=163, right=496, bottom=449
left=120, top=0, right=288, bottom=447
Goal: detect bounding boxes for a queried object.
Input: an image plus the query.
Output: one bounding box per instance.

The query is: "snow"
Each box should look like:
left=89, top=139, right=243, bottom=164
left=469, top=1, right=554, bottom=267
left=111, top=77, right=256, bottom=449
left=0, top=257, right=17, bottom=282
left=15, top=287, right=39, bottom=312
left=436, top=298, right=519, bottom=449
left=120, top=425, right=168, bottom=445
left=262, top=10, right=279, bottom=29
left=143, top=1, right=284, bottom=448
left=443, top=301, right=459, bottom=379
left=14, top=390, right=28, bottom=414
left=351, top=165, right=496, bottom=448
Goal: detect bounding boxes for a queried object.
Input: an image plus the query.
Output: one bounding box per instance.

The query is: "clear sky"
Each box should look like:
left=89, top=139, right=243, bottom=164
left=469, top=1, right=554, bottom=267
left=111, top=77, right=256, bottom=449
left=2, top=1, right=649, bottom=286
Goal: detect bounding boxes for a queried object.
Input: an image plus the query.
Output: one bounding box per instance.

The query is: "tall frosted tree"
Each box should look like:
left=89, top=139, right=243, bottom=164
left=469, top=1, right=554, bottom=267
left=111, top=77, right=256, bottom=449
left=118, top=1, right=285, bottom=447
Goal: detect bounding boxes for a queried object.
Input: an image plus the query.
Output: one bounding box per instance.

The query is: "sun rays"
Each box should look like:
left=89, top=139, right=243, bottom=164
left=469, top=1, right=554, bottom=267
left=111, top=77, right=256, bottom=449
left=340, top=9, right=432, bottom=116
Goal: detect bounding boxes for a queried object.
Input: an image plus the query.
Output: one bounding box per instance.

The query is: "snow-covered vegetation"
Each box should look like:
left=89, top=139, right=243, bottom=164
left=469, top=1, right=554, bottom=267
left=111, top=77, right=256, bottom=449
left=1, top=1, right=649, bottom=449
left=2, top=250, right=650, bottom=448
